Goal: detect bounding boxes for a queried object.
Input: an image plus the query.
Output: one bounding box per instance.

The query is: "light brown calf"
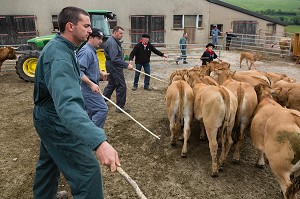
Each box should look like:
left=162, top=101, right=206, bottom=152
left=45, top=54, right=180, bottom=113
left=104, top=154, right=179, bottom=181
left=211, top=68, right=258, bottom=162
left=251, top=84, right=300, bottom=199
left=239, top=52, right=262, bottom=70
left=272, top=80, right=300, bottom=112
left=187, top=73, right=237, bottom=177
left=165, top=80, right=194, bottom=157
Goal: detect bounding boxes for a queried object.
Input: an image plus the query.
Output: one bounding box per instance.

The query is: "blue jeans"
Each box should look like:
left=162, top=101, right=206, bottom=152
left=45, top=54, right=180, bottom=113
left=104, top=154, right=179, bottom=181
left=212, top=36, right=218, bottom=46
left=176, top=49, right=187, bottom=62
left=133, top=63, right=150, bottom=88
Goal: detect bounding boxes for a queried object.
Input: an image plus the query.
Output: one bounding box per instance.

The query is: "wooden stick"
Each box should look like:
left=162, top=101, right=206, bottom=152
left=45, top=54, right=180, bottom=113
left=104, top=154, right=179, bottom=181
left=117, top=167, right=147, bottom=199
left=133, top=68, right=168, bottom=84
left=100, top=93, right=160, bottom=140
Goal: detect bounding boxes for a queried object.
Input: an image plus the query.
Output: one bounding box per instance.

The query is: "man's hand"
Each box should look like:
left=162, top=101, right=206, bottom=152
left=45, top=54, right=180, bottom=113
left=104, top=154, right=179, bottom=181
left=127, top=63, right=133, bottom=70
left=90, top=82, right=100, bottom=92
left=100, top=71, right=109, bottom=81
left=163, top=54, right=169, bottom=58
left=95, top=141, right=121, bottom=172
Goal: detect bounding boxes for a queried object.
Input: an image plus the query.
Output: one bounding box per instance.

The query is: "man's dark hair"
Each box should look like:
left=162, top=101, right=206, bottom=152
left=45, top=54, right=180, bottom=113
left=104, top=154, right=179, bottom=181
left=112, top=26, right=124, bottom=33
left=58, top=6, right=89, bottom=33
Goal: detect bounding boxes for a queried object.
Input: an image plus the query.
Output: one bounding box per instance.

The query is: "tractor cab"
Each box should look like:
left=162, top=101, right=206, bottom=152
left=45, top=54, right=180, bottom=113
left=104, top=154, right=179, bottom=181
left=16, top=10, right=116, bottom=82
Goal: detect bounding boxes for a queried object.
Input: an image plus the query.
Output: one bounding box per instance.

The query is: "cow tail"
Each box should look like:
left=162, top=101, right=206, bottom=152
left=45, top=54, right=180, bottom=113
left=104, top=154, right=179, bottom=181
left=233, top=83, right=243, bottom=142
left=175, top=81, right=184, bottom=130
left=219, top=86, right=231, bottom=144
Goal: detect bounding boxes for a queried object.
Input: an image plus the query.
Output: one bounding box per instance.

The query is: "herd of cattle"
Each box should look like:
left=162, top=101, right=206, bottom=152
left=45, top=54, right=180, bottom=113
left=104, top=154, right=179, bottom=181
left=165, top=60, right=300, bottom=199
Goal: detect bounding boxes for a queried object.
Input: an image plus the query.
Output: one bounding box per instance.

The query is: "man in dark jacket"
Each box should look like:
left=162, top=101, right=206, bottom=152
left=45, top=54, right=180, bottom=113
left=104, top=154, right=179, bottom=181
left=225, top=29, right=237, bottom=50
left=129, top=34, right=168, bottom=91
left=103, top=26, right=133, bottom=113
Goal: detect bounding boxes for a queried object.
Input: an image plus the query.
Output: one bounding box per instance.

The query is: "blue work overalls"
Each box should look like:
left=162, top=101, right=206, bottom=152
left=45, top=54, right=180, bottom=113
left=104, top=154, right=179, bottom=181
left=77, top=43, right=108, bottom=128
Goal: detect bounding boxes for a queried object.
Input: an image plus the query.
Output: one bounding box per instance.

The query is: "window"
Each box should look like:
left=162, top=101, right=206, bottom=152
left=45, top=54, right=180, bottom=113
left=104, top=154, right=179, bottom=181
left=173, top=15, right=203, bottom=28
left=52, top=15, right=59, bottom=32
left=210, top=24, right=223, bottom=36
left=109, top=19, right=117, bottom=30
left=173, top=15, right=183, bottom=28
left=197, top=15, right=203, bottom=28
left=130, top=15, right=165, bottom=45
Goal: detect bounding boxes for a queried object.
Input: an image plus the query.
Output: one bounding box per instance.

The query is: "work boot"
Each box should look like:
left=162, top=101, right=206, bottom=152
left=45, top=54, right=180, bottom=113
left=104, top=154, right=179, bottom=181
left=56, top=191, right=68, bottom=199
left=183, top=61, right=188, bottom=64
left=132, top=86, right=137, bottom=91
left=144, top=86, right=152, bottom=91
left=116, top=107, right=130, bottom=113
left=175, top=60, right=179, bottom=65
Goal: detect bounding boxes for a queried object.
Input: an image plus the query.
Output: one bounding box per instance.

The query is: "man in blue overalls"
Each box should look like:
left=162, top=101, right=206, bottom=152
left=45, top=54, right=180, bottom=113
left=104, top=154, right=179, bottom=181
left=33, top=7, right=120, bottom=199
left=103, top=26, right=133, bottom=113
left=77, top=28, right=109, bottom=128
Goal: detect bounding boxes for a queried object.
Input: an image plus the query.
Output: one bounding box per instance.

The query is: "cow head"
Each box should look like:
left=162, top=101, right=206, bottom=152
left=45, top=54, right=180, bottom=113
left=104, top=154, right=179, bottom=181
left=6, top=47, right=17, bottom=60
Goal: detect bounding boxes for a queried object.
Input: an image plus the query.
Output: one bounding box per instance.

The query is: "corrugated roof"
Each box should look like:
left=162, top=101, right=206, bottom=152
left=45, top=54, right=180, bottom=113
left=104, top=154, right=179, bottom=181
left=207, top=0, right=288, bottom=26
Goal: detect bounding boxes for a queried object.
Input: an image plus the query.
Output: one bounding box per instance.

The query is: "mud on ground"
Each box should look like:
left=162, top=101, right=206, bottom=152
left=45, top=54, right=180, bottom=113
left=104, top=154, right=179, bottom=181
left=0, top=50, right=300, bottom=199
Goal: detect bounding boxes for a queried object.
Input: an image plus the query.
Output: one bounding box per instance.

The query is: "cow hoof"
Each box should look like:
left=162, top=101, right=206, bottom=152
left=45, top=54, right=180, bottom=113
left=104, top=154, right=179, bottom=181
left=232, top=159, right=240, bottom=164
left=181, top=153, right=187, bottom=158
left=255, top=163, right=265, bottom=169
left=170, top=141, right=176, bottom=146
left=211, top=171, right=219, bottom=177
left=199, top=136, right=206, bottom=140
left=218, top=166, right=224, bottom=172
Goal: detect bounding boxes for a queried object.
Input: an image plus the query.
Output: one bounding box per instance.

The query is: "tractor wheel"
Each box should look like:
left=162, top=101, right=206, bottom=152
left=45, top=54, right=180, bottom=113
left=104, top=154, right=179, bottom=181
left=15, top=51, right=39, bottom=82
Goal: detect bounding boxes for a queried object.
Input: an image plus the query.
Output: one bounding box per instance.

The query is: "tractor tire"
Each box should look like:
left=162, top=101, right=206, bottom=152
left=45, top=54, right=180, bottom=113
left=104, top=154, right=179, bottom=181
left=15, top=51, right=39, bottom=82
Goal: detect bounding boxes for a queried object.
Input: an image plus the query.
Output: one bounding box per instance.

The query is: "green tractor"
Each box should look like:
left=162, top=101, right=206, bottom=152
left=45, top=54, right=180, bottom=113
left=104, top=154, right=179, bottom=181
left=15, top=10, right=116, bottom=82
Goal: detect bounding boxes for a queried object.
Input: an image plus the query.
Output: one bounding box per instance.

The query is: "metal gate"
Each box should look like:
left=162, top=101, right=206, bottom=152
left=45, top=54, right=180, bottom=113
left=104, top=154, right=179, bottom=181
left=0, top=15, right=37, bottom=45
left=130, top=15, right=164, bottom=45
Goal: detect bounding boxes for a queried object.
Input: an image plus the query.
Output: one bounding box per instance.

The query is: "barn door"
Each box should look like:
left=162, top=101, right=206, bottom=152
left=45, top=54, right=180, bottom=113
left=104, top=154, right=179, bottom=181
left=184, top=15, right=196, bottom=44
left=0, top=15, right=37, bottom=45
left=130, top=15, right=164, bottom=46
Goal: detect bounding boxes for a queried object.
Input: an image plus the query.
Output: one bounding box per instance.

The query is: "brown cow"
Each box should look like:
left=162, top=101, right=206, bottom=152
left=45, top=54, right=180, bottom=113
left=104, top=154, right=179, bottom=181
left=232, top=71, right=270, bottom=87
left=187, top=72, right=237, bottom=176
left=168, top=70, right=186, bottom=85
left=165, top=80, right=194, bottom=157
left=0, top=47, right=17, bottom=73
left=272, top=80, right=300, bottom=112
left=211, top=68, right=258, bottom=163
left=235, top=70, right=295, bottom=86
left=239, top=52, right=262, bottom=70
left=250, top=84, right=300, bottom=199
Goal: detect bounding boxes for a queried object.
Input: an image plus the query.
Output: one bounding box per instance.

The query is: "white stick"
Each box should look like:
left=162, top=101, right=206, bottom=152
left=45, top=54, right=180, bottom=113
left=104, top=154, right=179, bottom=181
left=100, top=93, right=160, bottom=140
left=117, top=167, right=147, bottom=199
left=133, top=68, right=168, bottom=84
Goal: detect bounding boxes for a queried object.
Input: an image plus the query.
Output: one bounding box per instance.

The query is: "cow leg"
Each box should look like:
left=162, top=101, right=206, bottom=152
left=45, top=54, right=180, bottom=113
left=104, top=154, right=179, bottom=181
left=239, top=58, right=243, bottom=68
left=199, top=121, right=206, bottom=140
left=246, top=60, right=249, bottom=69
left=232, top=124, right=247, bottom=163
left=169, top=115, right=177, bottom=146
left=256, top=150, right=266, bottom=168
left=219, top=129, right=233, bottom=170
left=205, top=126, right=219, bottom=177
left=181, top=116, right=192, bottom=158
